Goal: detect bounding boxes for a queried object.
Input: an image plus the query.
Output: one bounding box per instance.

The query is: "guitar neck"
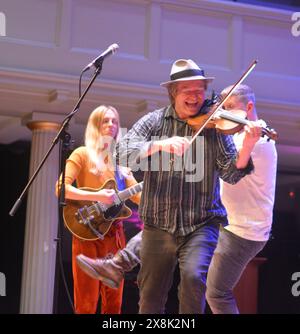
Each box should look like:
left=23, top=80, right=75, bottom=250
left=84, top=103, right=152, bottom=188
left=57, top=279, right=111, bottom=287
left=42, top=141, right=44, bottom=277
left=118, top=182, right=143, bottom=202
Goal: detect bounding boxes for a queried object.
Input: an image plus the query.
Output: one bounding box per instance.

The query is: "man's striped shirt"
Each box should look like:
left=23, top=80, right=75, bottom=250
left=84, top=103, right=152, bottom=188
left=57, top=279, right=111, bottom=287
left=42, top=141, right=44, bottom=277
left=116, top=105, right=253, bottom=236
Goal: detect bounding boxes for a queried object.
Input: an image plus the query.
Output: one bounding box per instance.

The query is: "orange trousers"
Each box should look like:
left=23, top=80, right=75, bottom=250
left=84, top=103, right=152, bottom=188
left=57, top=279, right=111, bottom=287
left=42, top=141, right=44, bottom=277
left=72, top=225, right=126, bottom=314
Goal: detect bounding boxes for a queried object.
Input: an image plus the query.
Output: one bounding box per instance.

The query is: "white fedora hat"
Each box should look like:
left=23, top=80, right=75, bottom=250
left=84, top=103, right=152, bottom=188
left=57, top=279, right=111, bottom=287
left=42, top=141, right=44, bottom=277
left=160, top=59, right=214, bottom=87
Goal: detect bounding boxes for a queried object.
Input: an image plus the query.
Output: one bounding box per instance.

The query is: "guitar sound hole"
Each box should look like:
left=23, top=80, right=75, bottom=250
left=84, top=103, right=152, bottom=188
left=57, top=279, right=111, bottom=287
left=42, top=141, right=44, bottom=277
left=103, top=203, right=123, bottom=220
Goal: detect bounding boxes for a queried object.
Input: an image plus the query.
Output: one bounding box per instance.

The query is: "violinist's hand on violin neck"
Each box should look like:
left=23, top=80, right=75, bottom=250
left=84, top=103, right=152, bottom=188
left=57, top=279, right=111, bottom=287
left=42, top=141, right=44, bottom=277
left=155, top=136, right=190, bottom=156
left=243, top=121, right=262, bottom=146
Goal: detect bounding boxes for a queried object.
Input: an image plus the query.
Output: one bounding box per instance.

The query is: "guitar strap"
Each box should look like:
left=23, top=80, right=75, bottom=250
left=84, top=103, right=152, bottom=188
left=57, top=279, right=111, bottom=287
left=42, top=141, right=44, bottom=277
left=114, top=166, right=126, bottom=191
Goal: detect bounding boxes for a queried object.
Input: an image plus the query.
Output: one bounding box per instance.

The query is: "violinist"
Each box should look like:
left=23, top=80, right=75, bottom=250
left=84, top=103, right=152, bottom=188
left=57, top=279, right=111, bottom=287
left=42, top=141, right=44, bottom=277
left=76, top=59, right=262, bottom=314
left=206, top=84, right=278, bottom=314
left=117, top=59, right=265, bottom=314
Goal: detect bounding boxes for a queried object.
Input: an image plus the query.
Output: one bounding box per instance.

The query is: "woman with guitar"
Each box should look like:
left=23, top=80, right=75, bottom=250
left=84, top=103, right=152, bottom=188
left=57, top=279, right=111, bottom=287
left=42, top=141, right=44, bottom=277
left=56, top=105, right=141, bottom=314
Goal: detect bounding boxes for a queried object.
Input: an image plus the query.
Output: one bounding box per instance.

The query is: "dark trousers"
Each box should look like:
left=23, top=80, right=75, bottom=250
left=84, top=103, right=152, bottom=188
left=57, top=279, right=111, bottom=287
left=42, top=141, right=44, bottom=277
left=138, top=222, right=220, bottom=314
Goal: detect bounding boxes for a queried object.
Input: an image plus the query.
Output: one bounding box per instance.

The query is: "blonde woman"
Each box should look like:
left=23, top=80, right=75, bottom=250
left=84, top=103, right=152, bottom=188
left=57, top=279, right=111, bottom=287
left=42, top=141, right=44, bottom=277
left=56, top=105, right=140, bottom=314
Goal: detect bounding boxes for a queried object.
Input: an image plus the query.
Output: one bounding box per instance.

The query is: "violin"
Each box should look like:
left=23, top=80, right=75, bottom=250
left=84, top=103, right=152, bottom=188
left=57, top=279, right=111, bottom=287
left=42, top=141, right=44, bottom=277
left=187, top=95, right=278, bottom=141
left=186, top=60, right=278, bottom=144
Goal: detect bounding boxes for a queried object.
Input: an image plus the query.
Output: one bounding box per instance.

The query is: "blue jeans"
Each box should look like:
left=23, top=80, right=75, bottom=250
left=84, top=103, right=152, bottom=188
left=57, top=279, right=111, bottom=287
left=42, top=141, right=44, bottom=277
left=206, top=227, right=266, bottom=314
left=137, top=222, right=220, bottom=314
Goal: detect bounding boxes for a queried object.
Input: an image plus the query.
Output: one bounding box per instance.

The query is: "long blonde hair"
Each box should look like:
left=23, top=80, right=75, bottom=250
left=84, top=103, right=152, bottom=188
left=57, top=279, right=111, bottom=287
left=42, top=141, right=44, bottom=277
left=84, top=105, right=120, bottom=174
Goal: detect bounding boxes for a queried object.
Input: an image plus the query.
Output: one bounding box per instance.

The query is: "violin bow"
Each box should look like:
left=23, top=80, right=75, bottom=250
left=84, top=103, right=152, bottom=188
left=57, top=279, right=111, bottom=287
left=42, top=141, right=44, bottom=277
left=189, top=59, right=258, bottom=145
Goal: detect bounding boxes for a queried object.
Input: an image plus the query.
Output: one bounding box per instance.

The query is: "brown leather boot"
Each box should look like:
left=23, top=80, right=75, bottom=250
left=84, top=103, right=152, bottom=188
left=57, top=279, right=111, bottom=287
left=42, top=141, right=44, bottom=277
left=76, top=253, right=124, bottom=289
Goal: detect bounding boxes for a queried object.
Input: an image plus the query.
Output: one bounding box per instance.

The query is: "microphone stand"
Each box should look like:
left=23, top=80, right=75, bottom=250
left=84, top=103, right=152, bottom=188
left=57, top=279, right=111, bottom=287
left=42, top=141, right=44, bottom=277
left=9, top=63, right=103, bottom=216
left=9, top=62, right=103, bottom=313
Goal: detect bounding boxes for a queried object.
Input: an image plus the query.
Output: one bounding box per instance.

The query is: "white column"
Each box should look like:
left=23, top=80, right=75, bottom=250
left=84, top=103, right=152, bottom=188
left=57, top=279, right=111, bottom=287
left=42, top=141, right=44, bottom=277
left=20, top=121, right=60, bottom=314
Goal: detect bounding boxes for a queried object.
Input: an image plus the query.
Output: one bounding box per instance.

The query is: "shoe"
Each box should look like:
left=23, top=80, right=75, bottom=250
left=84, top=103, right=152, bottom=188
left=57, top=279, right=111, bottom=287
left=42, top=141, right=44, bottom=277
left=76, top=253, right=124, bottom=289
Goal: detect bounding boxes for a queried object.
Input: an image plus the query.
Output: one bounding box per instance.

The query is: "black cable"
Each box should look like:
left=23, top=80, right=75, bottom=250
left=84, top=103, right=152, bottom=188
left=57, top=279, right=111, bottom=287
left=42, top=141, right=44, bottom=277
left=79, top=70, right=84, bottom=98
left=54, top=140, right=74, bottom=313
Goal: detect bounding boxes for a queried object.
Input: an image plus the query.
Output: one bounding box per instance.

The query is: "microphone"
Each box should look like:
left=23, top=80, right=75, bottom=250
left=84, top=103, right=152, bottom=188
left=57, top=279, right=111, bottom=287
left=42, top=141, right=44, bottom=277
left=83, top=43, right=119, bottom=72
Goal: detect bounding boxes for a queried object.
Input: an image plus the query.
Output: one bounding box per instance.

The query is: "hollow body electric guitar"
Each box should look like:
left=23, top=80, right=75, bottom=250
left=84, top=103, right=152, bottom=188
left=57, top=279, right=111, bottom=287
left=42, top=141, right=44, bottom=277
left=63, top=179, right=143, bottom=241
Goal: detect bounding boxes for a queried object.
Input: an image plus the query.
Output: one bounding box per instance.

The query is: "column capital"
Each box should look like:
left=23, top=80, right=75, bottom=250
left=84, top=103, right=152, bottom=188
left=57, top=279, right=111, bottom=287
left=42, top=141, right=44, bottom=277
left=22, top=111, right=67, bottom=132
left=26, top=121, right=60, bottom=132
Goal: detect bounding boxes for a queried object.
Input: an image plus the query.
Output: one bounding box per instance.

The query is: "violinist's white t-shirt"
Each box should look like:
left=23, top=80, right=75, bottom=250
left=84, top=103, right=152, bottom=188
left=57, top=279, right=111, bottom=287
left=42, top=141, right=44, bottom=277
left=220, top=121, right=277, bottom=241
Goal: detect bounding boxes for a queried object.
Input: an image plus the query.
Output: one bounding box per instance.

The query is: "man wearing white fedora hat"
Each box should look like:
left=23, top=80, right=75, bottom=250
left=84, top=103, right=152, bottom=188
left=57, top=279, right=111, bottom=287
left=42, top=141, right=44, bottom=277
left=77, top=59, right=262, bottom=314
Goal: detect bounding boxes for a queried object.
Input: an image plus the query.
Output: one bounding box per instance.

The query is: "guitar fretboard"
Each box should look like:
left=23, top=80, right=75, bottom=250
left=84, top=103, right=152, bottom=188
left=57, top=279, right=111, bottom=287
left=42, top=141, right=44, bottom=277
left=118, top=182, right=143, bottom=202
